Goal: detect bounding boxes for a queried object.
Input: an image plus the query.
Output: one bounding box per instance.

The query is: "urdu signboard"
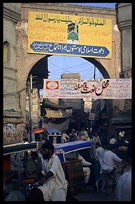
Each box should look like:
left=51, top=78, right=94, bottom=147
left=28, top=11, right=112, bottom=58
left=43, top=79, right=132, bottom=99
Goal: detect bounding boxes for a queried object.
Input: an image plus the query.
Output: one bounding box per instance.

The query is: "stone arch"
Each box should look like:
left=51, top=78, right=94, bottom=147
left=26, top=55, right=49, bottom=89
left=26, top=54, right=110, bottom=89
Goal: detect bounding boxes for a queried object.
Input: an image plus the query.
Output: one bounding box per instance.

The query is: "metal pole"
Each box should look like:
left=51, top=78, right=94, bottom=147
left=29, top=74, right=33, bottom=142
left=93, top=65, right=96, bottom=79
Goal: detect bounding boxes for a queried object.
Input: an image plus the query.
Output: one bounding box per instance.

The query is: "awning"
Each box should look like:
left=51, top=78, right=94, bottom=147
left=111, top=117, right=131, bottom=124
left=33, top=128, right=45, bottom=134
left=55, top=141, right=91, bottom=154
left=3, top=143, right=37, bottom=156
left=43, top=100, right=72, bottom=109
left=45, top=109, right=71, bottom=118
left=54, top=141, right=91, bottom=162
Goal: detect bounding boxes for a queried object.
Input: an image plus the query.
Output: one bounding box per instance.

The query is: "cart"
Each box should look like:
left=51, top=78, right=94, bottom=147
left=54, top=140, right=91, bottom=196
left=3, top=142, right=38, bottom=198
left=33, top=128, right=62, bottom=144
left=54, top=140, right=91, bottom=162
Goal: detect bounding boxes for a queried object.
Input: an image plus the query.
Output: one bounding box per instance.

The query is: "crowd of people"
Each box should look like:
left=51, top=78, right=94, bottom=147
left=5, top=127, right=131, bottom=201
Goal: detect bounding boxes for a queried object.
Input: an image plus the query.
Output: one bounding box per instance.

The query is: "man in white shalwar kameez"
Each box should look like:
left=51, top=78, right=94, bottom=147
left=28, top=142, right=68, bottom=201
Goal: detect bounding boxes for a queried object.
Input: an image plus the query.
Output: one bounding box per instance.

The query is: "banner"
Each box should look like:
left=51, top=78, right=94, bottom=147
left=43, top=79, right=132, bottom=99
left=28, top=11, right=112, bottom=58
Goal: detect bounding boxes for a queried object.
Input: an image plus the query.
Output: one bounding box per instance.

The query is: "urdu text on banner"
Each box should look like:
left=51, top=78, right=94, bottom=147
left=28, top=11, right=112, bottom=59
left=43, top=79, right=132, bottom=99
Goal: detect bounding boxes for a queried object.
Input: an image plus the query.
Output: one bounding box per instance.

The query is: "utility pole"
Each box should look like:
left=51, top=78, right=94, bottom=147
left=29, top=74, right=33, bottom=142
left=93, top=65, right=96, bottom=79
left=90, top=65, right=96, bottom=135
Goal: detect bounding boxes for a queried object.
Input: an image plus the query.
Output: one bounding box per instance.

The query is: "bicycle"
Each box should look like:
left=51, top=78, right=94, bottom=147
left=97, top=168, right=118, bottom=198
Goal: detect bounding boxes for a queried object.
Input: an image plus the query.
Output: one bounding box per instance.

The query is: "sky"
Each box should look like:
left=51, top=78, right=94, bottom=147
left=64, top=3, right=116, bottom=8
left=41, top=3, right=116, bottom=93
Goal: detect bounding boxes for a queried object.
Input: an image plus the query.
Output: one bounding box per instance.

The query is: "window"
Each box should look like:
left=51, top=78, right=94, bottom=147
left=3, top=41, right=10, bottom=64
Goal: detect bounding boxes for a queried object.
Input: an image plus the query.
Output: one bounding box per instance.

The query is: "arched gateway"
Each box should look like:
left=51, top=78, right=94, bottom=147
left=16, top=3, right=121, bottom=129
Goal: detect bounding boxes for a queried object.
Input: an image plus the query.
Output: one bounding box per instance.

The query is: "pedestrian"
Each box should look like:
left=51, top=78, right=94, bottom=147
left=10, top=152, right=24, bottom=179
left=78, top=153, right=92, bottom=184
left=42, top=128, right=48, bottom=142
left=115, top=167, right=131, bottom=201
left=27, top=142, right=68, bottom=201
left=81, top=132, right=90, bottom=141
left=39, top=132, right=43, bottom=142
left=69, top=129, right=78, bottom=141
left=94, top=142, right=105, bottom=188
left=24, top=151, right=42, bottom=180
left=23, top=138, right=29, bottom=144
left=109, top=136, right=117, bottom=144
left=23, top=138, right=30, bottom=166
left=126, top=138, right=132, bottom=163
left=62, top=130, right=70, bottom=143
left=82, top=127, right=89, bottom=138
left=91, top=132, right=101, bottom=149
left=101, top=145, right=123, bottom=174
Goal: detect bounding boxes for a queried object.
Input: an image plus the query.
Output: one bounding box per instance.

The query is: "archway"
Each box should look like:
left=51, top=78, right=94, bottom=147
left=26, top=54, right=112, bottom=134
left=26, top=55, right=110, bottom=91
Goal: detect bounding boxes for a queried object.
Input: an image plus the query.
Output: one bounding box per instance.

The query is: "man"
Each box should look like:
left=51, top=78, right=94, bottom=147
left=82, top=127, right=89, bottom=138
left=28, top=142, right=68, bottom=201
left=94, top=142, right=105, bottom=187
left=81, top=132, right=89, bottom=141
left=62, top=130, right=70, bottom=143
left=115, top=167, right=131, bottom=201
left=42, top=128, right=48, bottom=141
left=24, top=151, right=42, bottom=180
left=78, top=153, right=92, bottom=184
left=101, top=146, right=122, bottom=173
left=91, top=132, right=101, bottom=149
left=109, top=136, right=117, bottom=144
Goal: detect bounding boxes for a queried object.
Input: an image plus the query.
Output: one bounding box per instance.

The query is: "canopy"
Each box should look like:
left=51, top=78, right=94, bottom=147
left=45, top=109, right=71, bottom=118
left=47, top=128, right=61, bottom=134
left=43, top=99, right=72, bottom=109
left=3, top=143, right=37, bottom=156
left=54, top=141, right=91, bottom=162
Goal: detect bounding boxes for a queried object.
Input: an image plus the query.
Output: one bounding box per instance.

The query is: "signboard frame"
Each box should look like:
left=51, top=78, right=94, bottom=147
left=28, top=11, right=112, bottom=58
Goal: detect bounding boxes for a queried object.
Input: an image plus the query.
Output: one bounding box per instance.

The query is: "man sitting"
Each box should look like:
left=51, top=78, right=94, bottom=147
left=101, top=146, right=122, bottom=174
left=24, top=151, right=42, bottom=180
left=27, top=142, right=68, bottom=201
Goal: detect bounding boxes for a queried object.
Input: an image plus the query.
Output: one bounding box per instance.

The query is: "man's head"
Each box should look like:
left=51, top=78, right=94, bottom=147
left=108, top=145, right=116, bottom=153
left=42, top=142, right=54, bottom=160
left=95, top=132, right=98, bottom=137
left=31, top=151, right=38, bottom=160
left=95, top=142, right=101, bottom=149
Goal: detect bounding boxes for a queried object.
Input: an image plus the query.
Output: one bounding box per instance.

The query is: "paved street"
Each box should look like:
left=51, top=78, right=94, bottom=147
left=73, top=186, right=115, bottom=201
left=69, top=164, right=124, bottom=201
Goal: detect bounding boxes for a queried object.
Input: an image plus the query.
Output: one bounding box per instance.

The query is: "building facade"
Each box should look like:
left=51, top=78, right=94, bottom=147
left=3, top=3, right=24, bottom=143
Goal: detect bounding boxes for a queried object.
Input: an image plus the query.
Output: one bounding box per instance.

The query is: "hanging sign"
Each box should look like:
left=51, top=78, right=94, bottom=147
left=43, top=78, right=132, bottom=99
left=28, top=11, right=112, bottom=58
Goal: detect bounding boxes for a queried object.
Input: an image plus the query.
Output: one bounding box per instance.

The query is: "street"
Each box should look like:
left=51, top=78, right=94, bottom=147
left=68, top=163, right=124, bottom=201
left=73, top=186, right=115, bottom=201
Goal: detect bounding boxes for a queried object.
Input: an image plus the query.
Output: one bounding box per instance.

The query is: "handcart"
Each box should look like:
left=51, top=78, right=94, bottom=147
left=54, top=141, right=92, bottom=196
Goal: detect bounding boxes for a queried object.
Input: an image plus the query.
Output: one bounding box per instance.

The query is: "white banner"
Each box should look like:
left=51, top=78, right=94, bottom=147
left=43, top=78, right=132, bottom=99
